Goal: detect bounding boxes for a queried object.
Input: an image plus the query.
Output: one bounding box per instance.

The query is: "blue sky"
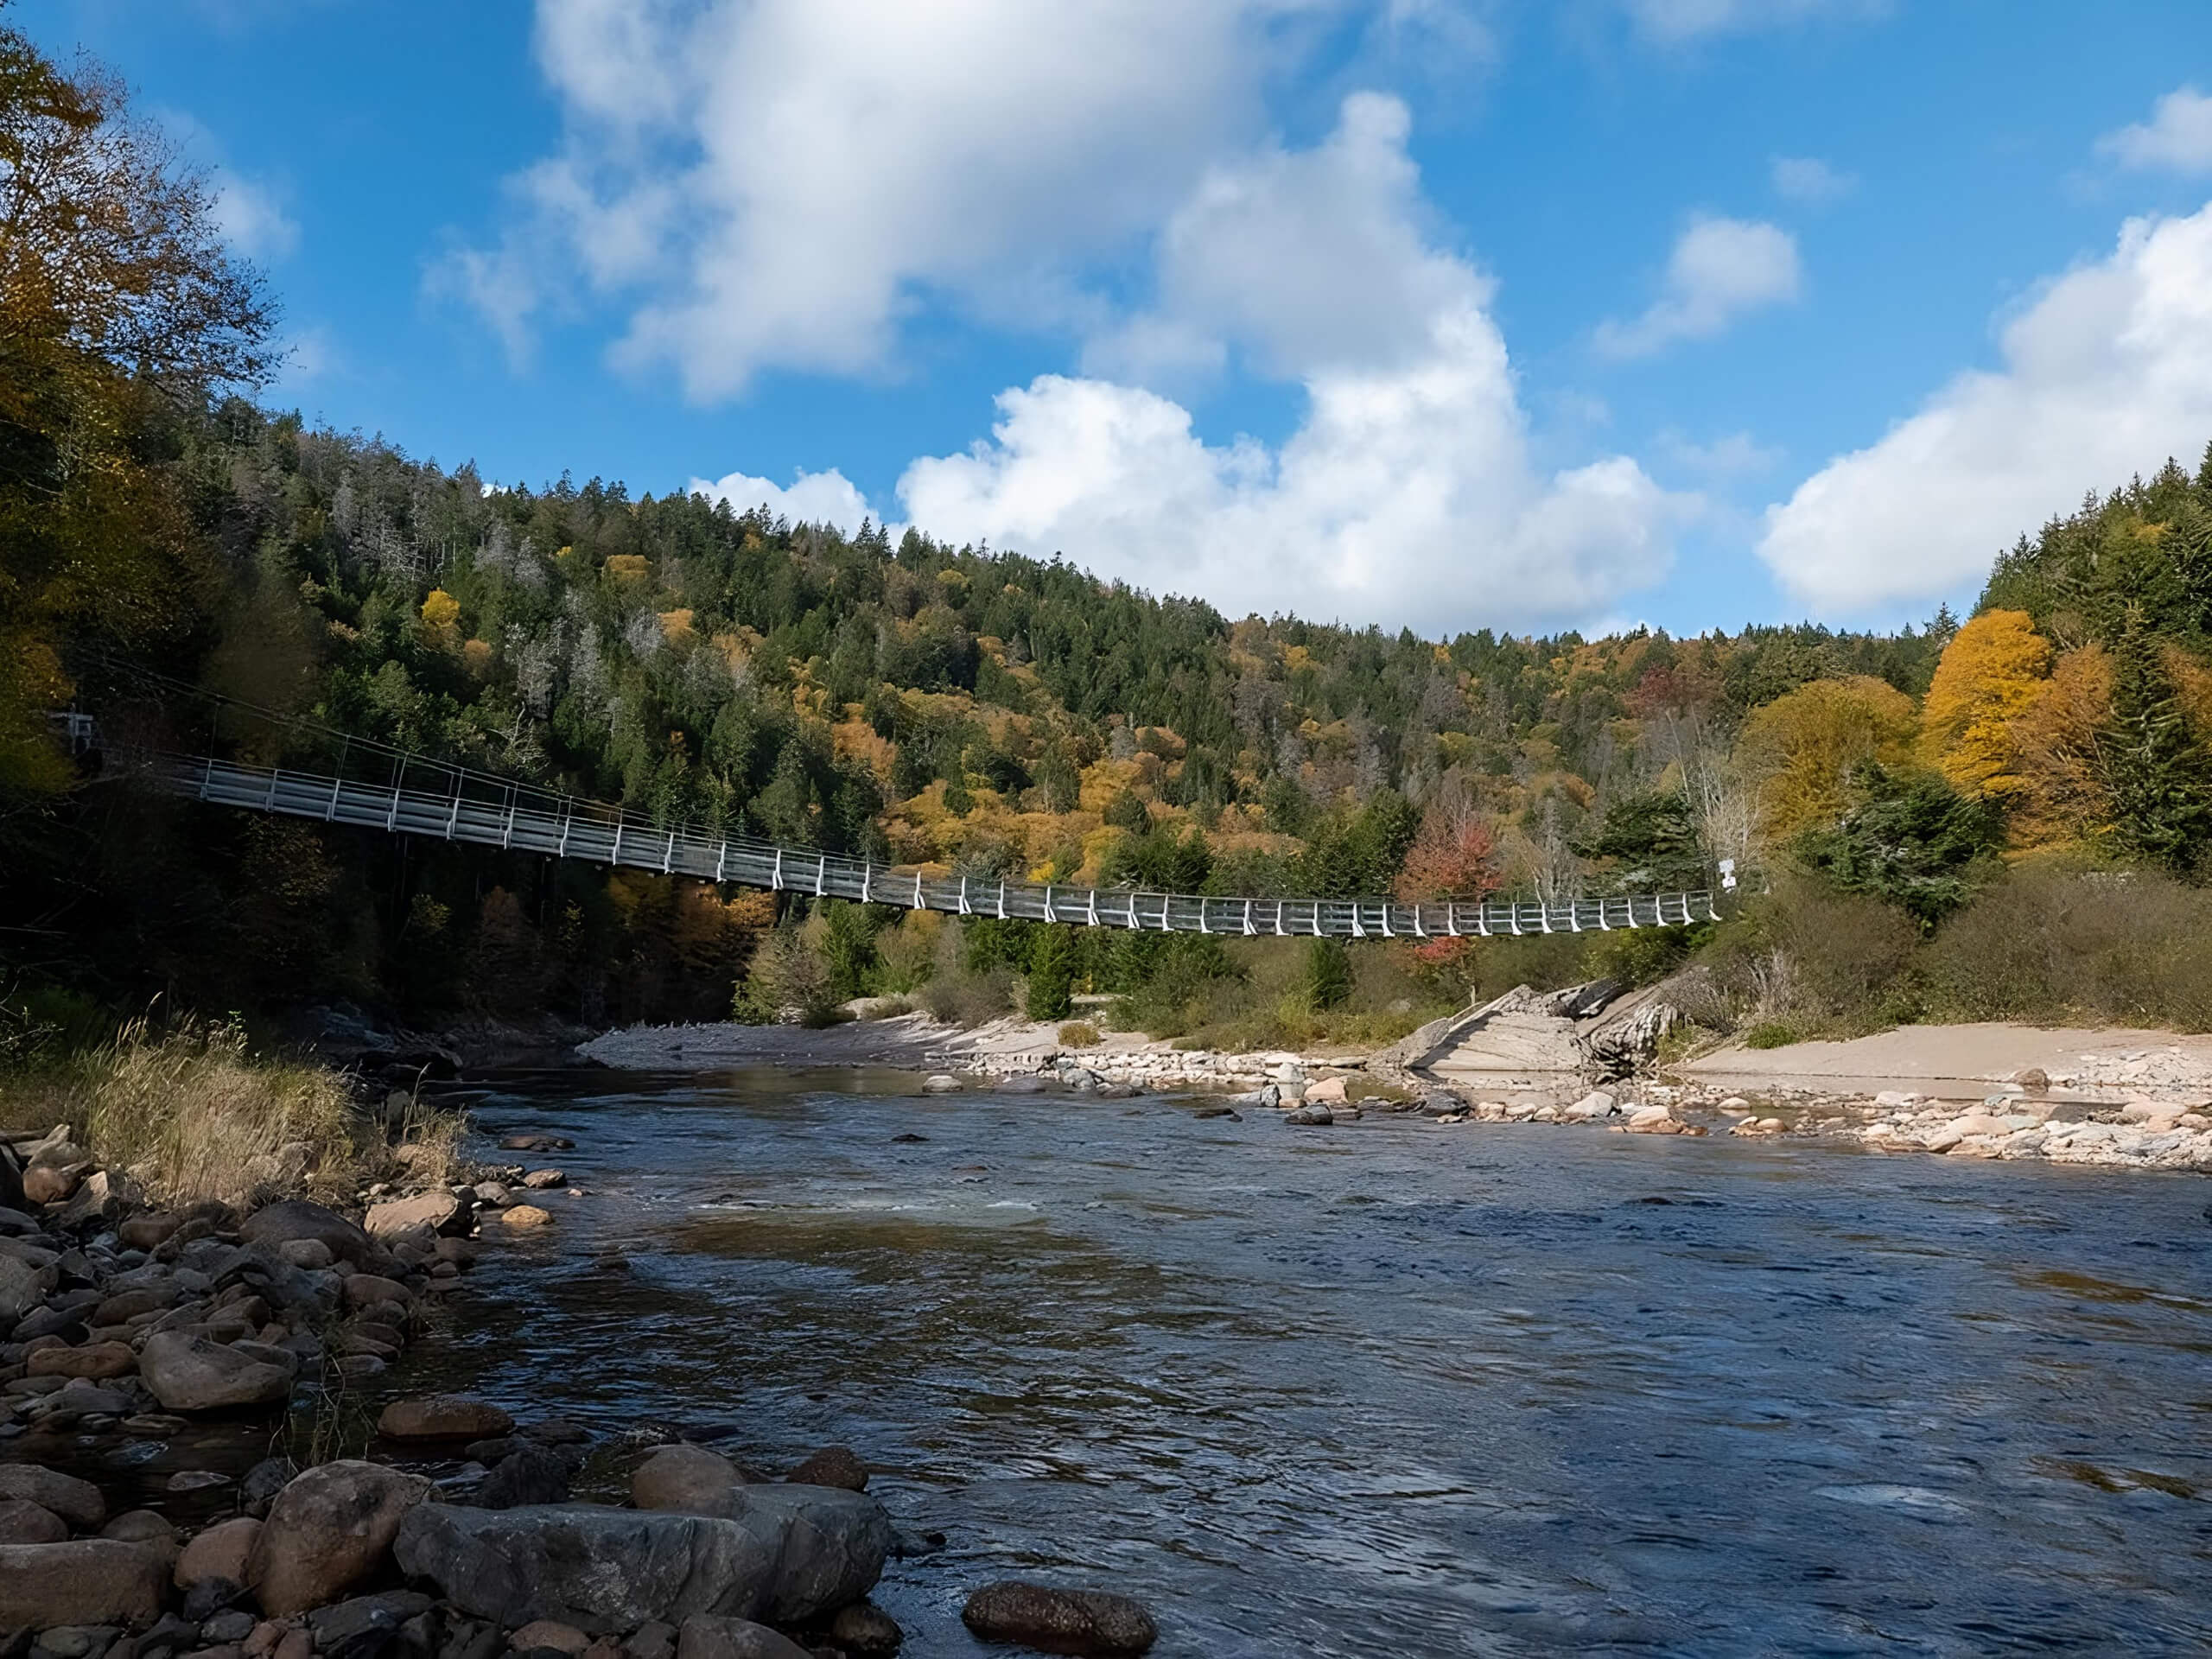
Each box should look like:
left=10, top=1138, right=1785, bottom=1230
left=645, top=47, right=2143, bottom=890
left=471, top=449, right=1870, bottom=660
left=22, top=0, right=2212, bottom=638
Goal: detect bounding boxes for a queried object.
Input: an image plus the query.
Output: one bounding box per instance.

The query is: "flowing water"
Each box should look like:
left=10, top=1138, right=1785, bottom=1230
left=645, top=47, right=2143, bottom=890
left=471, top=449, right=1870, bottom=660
left=412, top=1066, right=2212, bottom=1656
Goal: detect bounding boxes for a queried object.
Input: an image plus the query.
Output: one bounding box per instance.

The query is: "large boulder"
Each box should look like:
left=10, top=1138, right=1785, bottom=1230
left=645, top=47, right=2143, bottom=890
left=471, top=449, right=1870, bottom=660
left=378, top=1395, right=512, bottom=1442
left=673, top=1617, right=810, bottom=1659
left=961, top=1582, right=1158, bottom=1656
left=0, top=1464, right=106, bottom=1529
left=393, top=1490, right=890, bottom=1634
left=238, top=1199, right=370, bottom=1264
left=364, top=1192, right=469, bottom=1241
left=138, top=1332, right=293, bottom=1413
left=632, top=1444, right=746, bottom=1513
left=245, top=1459, right=435, bottom=1616
left=0, top=1540, right=168, bottom=1629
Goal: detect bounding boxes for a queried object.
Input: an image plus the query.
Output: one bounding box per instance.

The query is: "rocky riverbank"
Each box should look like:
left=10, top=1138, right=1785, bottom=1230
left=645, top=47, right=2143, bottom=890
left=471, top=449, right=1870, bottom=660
left=0, top=1106, right=1161, bottom=1659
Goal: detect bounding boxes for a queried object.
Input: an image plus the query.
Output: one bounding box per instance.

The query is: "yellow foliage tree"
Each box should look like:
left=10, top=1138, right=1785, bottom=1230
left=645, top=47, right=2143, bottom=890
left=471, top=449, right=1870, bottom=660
left=2007, top=645, right=2116, bottom=849
left=1918, top=609, right=2050, bottom=799
left=418, top=588, right=461, bottom=647
left=1735, top=676, right=1917, bottom=843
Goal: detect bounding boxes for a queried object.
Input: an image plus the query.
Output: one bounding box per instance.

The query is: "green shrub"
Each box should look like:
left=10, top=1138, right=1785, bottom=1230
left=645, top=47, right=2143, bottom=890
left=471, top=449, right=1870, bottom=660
left=1923, top=860, right=2212, bottom=1028
left=1743, top=1020, right=1801, bottom=1049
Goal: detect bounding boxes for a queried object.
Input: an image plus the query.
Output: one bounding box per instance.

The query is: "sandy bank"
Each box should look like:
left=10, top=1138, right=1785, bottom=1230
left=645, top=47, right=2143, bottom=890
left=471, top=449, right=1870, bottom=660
left=1682, top=1023, right=2212, bottom=1101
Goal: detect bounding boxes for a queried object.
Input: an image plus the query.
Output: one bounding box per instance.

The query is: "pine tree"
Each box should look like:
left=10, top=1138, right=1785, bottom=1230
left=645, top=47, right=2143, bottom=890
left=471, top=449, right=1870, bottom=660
left=1303, top=937, right=1352, bottom=1012
left=1025, top=926, right=1074, bottom=1020
left=2098, top=612, right=2212, bottom=873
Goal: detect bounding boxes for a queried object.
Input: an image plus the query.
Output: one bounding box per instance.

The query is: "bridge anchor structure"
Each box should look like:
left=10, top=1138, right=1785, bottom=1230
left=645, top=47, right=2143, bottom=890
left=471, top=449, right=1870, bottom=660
left=115, top=745, right=1723, bottom=941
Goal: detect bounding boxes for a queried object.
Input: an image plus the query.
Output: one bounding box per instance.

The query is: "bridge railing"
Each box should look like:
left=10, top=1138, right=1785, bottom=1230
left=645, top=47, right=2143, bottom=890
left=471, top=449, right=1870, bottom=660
left=116, top=747, right=1721, bottom=939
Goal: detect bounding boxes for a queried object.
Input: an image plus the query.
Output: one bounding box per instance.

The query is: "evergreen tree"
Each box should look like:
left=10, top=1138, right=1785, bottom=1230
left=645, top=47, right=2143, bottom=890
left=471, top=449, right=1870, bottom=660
left=1303, top=936, right=1352, bottom=1012
left=1026, top=925, right=1075, bottom=1020
left=2098, top=612, right=2212, bottom=873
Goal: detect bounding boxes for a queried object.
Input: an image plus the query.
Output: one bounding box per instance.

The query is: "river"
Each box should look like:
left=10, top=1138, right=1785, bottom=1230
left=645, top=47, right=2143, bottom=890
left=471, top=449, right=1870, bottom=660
left=414, top=1065, right=2212, bottom=1656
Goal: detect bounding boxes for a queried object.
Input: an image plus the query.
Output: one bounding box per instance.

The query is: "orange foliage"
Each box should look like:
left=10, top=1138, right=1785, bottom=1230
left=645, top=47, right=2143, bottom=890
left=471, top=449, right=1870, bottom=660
left=1918, top=609, right=2050, bottom=799
left=1395, top=804, right=1497, bottom=900
left=2008, top=645, right=2116, bottom=849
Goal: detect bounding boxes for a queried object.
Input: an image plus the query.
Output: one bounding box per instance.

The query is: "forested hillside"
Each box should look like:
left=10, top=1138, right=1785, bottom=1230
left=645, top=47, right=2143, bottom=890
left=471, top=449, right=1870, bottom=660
left=4, top=19, right=2209, bottom=1052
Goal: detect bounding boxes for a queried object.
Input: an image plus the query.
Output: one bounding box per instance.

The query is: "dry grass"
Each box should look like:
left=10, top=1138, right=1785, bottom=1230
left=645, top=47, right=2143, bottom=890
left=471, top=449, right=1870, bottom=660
left=67, top=1017, right=364, bottom=1206
left=0, top=1016, right=466, bottom=1209
left=1057, top=1020, right=1102, bottom=1047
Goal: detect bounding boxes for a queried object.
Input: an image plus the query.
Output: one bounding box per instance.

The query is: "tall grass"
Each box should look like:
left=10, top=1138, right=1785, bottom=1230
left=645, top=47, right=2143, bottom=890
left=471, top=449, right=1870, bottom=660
left=3, top=1016, right=367, bottom=1207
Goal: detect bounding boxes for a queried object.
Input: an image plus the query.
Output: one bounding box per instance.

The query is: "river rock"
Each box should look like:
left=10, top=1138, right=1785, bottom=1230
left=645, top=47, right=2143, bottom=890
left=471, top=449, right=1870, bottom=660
left=511, top=1619, right=592, bottom=1655
left=175, top=1516, right=260, bottom=1589
left=1563, top=1090, right=1618, bottom=1122
left=117, top=1211, right=185, bottom=1253
left=672, top=1618, right=809, bottom=1659
left=961, top=1583, right=1157, bottom=1656
left=0, top=1499, right=67, bottom=1545
left=138, top=1332, right=292, bottom=1412
left=379, top=1395, right=513, bottom=1441
left=0, top=1465, right=105, bottom=1530
left=0, top=1253, right=55, bottom=1319
left=0, top=1540, right=168, bottom=1628
left=364, top=1192, right=467, bottom=1241
left=501, top=1205, right=554, bottom=1230
left=29, top=1341, right=136, bottom=1380
left=476, top=1447, right=573, bottom=1510
left=1304, top=1076, right=1348, bottom=1104
left=245, top=1459, right=435, bottom=1615
left=22, top=1162, right=88, bottom=1206
left=1282, top=1105, right=1332, bottom=1127
left=521, top=1170, right=566, bottom=1191
left=785, top=1446, right=867, bottom=1492
left=633, top=1445, right=746, bottom=1513
left=1625, top=1104, right=1679, bottom=1135
left=238, top=1200, right=370, bottom=1264
left=306, top=1589, right=433, bottom=1658
left=276, top=1238, right=334, bottom=1272
left=60, top=1170, right=140, bottom=1229
left=922, top=1075, right=961, bottom=1093
left=342, top=1273, right=412, bottom=1313
left=395, top=1488, right=891, bottom=1633
left=825, top=1602, right=901, bottom=1658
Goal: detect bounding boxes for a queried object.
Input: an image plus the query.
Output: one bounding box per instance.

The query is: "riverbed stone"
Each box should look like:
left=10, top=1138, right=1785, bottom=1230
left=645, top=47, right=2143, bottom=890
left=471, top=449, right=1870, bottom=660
left=364, top=1192, right=467, bottom=1241
left=394, top=1489, right=890, bottom=1634
left=1282, top=1104, right=1332, bottom=1127
left=500, top=1205, right=554, bottom=1230
left=510, top=1620, right=591, bottom=1655
left=0, top=1254, right=56, bottom=1320
left=475, top=1447, right=574, bottom=1510
left=0, top=1540, right=168, bottom=1629
left=632, top=1445, right=746, bottom=1513
left=0, top=1499, right=67, bottom=1544
left=138, top=1332, right=292, bottom=1413
left=785, top=1446, right=866, bottom=1492
left=825, top=1602, right=901, bottom=1658
left=960, top=1583, right=1157, bottom=1656
left=29, top=1341, right=136, bottom=1380
left=0, top=1464, right=105, bottom=1529
left=520, top=1171, right=566, bottom=1191
left=671, top=1618, right=808, bottom=1659
left=238, top=1200, right=369, bottom=1265
left=378, top=1395, right=512, bottom=1441
left=175, top=1518, right=260, bottom=1588
left=1303, top=1077, right=1348, bottom=1104
left=245, top=1459, right=435, bottom=1616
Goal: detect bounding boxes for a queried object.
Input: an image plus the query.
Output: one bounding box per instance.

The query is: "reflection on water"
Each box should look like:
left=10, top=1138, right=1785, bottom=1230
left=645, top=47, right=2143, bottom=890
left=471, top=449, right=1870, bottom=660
left=410, top=1065, right=2212, bottom=1656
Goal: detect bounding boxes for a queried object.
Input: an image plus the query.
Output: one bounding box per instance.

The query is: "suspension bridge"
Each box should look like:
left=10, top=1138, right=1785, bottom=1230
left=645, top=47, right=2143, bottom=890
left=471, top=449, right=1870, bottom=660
left=89, top=715, right=1722, bottom=941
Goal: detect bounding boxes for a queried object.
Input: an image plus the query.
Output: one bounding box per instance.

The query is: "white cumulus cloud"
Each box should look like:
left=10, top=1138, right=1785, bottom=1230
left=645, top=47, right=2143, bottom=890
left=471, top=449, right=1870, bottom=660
left=2097, top=86, right=2212, bottom=175
left=1757, top=200, right=2212, bottom=612
left=690, top=467, right=875, bottom=535
left=211, top=172, right=298, bottom=260
left=1594, top=216, right=1802, bottom=359
left=1770, top=155, right=1856, bottom=203
left=898, top=98, right=1694, bottom=634
left=448, top=0, right=1315, bottom=396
